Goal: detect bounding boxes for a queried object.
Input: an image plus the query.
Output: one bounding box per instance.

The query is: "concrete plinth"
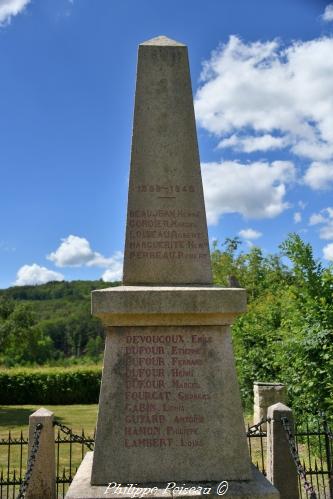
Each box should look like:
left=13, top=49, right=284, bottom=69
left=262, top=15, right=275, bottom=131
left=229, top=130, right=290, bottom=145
left=92, top=286, right=247, bottom=326
left=66, top=453, right=279, bottom=499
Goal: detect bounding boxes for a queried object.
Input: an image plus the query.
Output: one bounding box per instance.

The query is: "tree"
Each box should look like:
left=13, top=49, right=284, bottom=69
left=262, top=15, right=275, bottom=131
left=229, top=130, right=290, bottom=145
left=0, top=303, right=54, bottom=366
left=278, top=234, right=333, bottom=418
left=211, top=234, right=333, bottom=420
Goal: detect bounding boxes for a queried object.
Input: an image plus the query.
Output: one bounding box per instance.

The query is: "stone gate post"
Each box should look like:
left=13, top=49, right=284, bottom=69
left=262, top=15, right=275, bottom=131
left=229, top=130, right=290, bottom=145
left=26, top=407, right=56, bottom=499
left=267, top=403, right=299, bottom=499
left=254, top=382, right=287, bottom=430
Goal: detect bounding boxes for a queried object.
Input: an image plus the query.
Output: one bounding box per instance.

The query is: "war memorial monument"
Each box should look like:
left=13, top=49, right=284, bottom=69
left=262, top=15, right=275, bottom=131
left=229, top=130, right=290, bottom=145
left=66, top=35, right=279, bottom=499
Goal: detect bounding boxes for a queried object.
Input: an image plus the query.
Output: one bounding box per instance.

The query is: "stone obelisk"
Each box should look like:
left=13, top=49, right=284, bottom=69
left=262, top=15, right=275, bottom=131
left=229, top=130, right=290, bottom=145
left=123, top=36, right=212, bottom=286
left=65, top=36, right=279, bottom=499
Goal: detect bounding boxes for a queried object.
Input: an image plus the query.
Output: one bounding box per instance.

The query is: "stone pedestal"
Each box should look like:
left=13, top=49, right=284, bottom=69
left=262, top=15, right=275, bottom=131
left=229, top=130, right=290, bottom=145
left=91, top=286, right=251, bottom=483
left=66, top=453, right=279, bottom=499
left=65, top=286, right=279, bottom=497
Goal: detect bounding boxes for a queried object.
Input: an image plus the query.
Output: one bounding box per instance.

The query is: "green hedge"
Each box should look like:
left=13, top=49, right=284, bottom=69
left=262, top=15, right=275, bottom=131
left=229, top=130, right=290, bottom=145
left=0, top=366, right=102, bottom=404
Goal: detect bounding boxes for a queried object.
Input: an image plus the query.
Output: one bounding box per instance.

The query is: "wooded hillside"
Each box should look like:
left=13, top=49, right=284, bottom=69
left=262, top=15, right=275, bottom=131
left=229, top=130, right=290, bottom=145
left=0, top=280, right=119, bottom=365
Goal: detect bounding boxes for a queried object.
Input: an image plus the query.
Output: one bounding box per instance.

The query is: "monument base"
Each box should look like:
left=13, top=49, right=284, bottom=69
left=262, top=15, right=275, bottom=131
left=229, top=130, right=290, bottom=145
left=65, top=453, right=279, bottom=499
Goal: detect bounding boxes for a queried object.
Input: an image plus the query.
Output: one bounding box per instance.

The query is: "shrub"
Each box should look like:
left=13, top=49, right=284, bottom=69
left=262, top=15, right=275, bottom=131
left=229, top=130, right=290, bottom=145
left=0, top=366, right=102, bottom=404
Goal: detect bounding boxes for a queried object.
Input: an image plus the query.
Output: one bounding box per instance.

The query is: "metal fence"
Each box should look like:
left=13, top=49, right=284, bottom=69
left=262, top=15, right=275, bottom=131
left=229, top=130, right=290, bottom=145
left=0, top=427, right=95, bottom=499
left=246, top=415, right=333, bottom=498
left=0, top=432, right=28, bottom=499
left=1, top=416, right=332, bottom=499
left=54, top=427, right=95, bottom=499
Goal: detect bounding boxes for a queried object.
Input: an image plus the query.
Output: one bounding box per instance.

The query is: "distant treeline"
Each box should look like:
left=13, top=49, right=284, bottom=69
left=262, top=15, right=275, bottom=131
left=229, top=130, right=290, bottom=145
left=0, top=280, right=119, bottom=366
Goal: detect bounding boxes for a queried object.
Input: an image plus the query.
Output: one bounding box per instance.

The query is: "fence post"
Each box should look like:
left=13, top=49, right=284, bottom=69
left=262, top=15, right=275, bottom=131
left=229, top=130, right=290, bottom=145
left=26, top=408, right=56, bottom=499
left=253, top=382, right=287, bottom=431
left=267, top=402, right=299, bottom=499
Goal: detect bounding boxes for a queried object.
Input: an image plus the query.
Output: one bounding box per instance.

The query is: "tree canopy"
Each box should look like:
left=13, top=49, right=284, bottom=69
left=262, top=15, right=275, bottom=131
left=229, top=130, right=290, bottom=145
left=212, top=233, right=333, bottom=419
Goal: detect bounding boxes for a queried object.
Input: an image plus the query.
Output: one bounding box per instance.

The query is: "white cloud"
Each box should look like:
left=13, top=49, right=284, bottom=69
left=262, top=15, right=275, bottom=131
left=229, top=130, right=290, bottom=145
left=0, top=0, right=31, bottom=25
left=47, top=234, right=123, bottom=282
left=218, top=134, right=289, bottom=153
left=195, top=36, right=333, bottom=167
left=202, top=160, right=295, bottom=225
left=239, top=228, right=262, bottom=240
left=322, top=3, right=333, bottom=22
left=309, top=212, right=326, bottom=225
left=48, top=235, right=95, bottom=267
left=303, top=162, right=333, bottom=190
left=323, top=243, right=333, bottom=261
left=320, top=224, right=333, bottom=240
left=294, top=212, right=302, bottom=223
left=47, top=235, right=116, bottom=268
left=309, top=208, right=333, bottom=240
left=86, top=254, right=112, bottom=267
left=101, top=252, right=123, bottom=282
left=15, top=264, right=64, bottom=286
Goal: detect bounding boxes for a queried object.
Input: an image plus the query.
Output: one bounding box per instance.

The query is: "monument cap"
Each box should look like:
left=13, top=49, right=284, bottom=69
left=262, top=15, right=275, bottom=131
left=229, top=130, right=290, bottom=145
left=140, top=35, right=185, bottom=46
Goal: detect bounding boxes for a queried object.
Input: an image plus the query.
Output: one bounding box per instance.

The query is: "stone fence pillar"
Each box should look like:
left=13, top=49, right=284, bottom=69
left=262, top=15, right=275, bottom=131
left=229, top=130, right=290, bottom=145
left=254, top=382, right=287, bottom=430
left=267, top=403, right=299, bottom=499
left=26, top=408, right=56, bottom=499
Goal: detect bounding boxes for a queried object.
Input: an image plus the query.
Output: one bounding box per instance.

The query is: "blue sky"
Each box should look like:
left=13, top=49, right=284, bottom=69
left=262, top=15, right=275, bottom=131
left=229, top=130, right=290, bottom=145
left=1, top=0, right=333, bottom=288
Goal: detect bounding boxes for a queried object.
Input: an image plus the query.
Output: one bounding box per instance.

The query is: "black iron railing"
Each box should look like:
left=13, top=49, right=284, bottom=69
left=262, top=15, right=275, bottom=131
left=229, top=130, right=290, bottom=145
left=246, top=415, right=333, bottom=498
left=54, top=426, right=95, bottom=498
left=0, top=428, right=95, bottom=499
left=0, top=432, right=28, bottom=499
left=0, top=416, right=332, bottom=499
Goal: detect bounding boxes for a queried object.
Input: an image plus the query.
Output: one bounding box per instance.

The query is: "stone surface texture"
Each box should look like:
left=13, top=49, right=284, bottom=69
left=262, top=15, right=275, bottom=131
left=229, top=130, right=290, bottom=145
left=123, top=35, right=212, bottom=285
left=92, top=286, right=247, bottom=326
left=67, top=453, right=280, bottom=499
left=253, top=383, right=287, bottom=430
left=92, top=325, right=251, bottom=483
left=26, top=408, right=56, bottom=499
left=267, top=403, right=299, bottom=499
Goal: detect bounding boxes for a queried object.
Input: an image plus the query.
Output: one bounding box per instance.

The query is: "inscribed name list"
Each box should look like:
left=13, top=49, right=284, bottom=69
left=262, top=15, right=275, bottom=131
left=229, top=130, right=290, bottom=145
left=92, top=325, right=250, bottom=482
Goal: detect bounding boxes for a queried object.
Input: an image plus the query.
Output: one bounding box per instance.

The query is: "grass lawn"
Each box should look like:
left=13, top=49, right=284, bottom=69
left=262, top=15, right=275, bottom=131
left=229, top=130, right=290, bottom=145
left=0, top=403, right=98, bottom=490
left=0, top=404, right=98, bottom=438
left=3, top=408, right=326, bottom=498
left=0, top=405, right=252, bottom=436
left=1, top=407, right=328, bottom=498
left=0, top=406, right=257, bottom=482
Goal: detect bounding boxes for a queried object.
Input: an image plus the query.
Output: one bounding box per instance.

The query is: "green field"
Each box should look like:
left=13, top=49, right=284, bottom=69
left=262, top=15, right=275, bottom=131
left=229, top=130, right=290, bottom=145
left=0, top=406, right=256, bottom=476
left=0, top=406, right=252, bottom=465
left=0, top=404, right=98, bottom=482
left=0, top=404, right=98, bottom=437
